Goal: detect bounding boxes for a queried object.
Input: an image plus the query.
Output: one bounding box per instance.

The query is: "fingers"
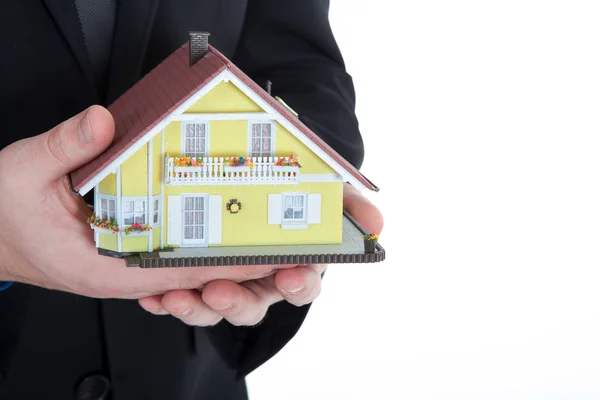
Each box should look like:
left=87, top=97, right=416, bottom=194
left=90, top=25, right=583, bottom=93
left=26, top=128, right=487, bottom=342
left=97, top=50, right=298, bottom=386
left=139, top=291, right=224, bottom=327
left=202, top=280, right=270, bottom=326
left=29, top=105, right=114, bottom=182
left=275, top=264, right=324, bottom=307
left=139, top=265, right=326, bottom=327
left=343, top=183, right=384, bottom=235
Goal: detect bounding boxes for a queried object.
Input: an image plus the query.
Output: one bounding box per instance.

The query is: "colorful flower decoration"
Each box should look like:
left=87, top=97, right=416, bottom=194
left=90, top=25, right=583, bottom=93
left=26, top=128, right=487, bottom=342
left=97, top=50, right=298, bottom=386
left=226, top=199, right=242, bottom=214
left=123, top=223, right=152, bottom=235
left=363, top=233, right=379, bottom=243
left=226, top=156, right=254, bottom=170
left=87, top=214, right=120, bottom=234
left=274, top=153, right=302, bottom=168
left=87, top=215, right=152, bottom=235
left=174, top=156, right=204, bottom=167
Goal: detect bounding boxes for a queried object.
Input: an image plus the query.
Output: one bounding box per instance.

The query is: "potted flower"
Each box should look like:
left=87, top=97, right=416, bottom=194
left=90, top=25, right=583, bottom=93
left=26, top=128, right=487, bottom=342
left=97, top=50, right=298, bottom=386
left=123, top=223, right=152, bottom=235
left=87, top=214, right=120, bottom=234
left=173, top=156, right=204, bottom=167
left=223, top=156, right=254, bottom=177
left=363, top=233, right=379, bottom=254
left=274, top=153, right=302, bottom=168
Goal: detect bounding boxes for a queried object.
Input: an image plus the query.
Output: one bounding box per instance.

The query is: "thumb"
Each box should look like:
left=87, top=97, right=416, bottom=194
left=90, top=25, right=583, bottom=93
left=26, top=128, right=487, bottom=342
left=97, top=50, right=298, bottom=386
left=29, top=105, right=114, bottom=181
left=343, top=183, right=384, bottom=235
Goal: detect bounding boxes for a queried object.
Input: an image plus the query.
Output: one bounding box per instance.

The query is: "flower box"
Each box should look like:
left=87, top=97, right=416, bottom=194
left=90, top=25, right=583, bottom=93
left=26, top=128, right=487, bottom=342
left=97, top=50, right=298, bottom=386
left=223, top=166, right=251, bottom=173
left=363, top=234, right=379, bottom=254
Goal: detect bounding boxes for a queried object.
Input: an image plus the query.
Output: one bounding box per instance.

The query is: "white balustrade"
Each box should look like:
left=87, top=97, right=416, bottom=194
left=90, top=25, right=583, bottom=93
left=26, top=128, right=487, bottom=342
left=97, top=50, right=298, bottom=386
left=165, top=155, right=301, bottom=185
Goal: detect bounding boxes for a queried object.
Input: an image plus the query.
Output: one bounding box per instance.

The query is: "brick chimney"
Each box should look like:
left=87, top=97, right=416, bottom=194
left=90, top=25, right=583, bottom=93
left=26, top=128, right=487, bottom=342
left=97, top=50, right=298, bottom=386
left=189, top=31, right=210, bottom=66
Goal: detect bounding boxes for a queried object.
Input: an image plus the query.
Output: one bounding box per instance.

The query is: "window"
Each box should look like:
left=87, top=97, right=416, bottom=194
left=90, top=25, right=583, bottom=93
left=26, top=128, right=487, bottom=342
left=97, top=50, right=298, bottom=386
left=250, top=122, right=273, bottom=157
left=122, top=200, right=146, bottom=226
left=99, top=197, right=116, bottom=221
left=282, top=193, right=306, bottom=222
left=183, top=122, right=208, bottom=157
left=153, top=198, right=160, bottom=225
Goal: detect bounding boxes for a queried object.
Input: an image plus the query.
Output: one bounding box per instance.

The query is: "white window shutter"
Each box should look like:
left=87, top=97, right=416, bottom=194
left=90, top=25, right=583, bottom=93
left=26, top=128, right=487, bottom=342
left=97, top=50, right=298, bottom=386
left=307, top=194, right=321, bottom=224
left=167, top=196, right=182, bottom=245
left=208, top=195, right=222, bottom=245
left=268, top=194, right=282, bottom=224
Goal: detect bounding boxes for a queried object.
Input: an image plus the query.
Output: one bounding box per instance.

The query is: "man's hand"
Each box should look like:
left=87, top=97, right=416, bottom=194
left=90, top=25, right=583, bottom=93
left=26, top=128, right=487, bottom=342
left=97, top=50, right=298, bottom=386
left=138, top=184, right=384, bottom=326
left=0, top=106, right=285, bottom=298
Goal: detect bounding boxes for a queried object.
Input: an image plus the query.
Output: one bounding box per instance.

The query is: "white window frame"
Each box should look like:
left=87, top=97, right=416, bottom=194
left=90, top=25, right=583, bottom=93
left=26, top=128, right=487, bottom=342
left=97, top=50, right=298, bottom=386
left=248, top=120, right=275, bottom=158
left=121, top=197, right=148, bottom=227
left=181, top=122, right=210, bottom=157
left=281, top=192, right=308, bottom=226
left=152, top=196, right=161, bottom=227
left=181, top=194, right=209, bottom=247
left=98, top=195, right=117, bottom=222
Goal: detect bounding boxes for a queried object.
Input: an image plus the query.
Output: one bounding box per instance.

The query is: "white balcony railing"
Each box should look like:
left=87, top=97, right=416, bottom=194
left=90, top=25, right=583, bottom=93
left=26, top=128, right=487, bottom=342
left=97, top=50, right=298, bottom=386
left=165, top=155, right=301, bottom=186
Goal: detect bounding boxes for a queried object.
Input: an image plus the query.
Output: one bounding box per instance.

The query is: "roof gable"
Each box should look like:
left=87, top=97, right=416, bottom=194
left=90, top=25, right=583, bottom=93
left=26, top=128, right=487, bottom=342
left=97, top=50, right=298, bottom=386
left=71, top=44, right=377, bottom=195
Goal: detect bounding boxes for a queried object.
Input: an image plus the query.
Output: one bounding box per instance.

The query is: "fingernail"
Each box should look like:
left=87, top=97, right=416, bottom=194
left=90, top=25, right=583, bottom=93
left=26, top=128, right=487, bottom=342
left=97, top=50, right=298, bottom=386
left=212, top=303, right=233, bottom=311
left=282, top=285, right=305, bottom=295
left=78, top=109, right=93, bottom=143
left=173, top=309, right=191, bottom=316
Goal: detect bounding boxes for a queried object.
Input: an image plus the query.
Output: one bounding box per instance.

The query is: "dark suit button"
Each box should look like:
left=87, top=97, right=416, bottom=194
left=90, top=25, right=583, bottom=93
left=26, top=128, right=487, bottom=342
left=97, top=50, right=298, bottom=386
left=75, top=375, right=110, bottom=400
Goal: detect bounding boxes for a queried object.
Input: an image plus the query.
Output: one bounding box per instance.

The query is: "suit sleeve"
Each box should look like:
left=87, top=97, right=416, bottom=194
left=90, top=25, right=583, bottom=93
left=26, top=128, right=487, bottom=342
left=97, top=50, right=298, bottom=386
left=205, top=0, right=363, bottom=378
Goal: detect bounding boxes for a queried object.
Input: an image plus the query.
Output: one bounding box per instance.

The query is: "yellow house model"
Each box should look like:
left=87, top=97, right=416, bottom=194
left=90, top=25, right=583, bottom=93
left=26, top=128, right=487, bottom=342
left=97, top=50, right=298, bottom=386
left=71, top=32, right=383, bottom=268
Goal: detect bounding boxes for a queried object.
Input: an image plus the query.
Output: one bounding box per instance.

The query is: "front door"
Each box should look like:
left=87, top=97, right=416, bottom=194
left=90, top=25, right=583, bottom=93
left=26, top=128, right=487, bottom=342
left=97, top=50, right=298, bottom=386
left=182, top=194, right=208, bottom=246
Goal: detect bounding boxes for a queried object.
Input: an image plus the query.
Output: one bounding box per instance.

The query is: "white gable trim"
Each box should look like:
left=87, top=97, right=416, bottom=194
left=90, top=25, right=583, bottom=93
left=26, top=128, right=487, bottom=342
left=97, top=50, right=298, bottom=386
left=79, top=68, right=367, bottom=195
left=78, top=69, right=230, bottom=195
left=220, top=70, right=367, bottom=191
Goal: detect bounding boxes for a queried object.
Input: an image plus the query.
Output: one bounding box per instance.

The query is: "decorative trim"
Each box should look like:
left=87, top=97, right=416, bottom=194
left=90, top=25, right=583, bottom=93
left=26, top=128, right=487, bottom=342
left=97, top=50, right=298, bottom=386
left=147, top=140, right=153, bottom=252
left=173, top=113, right=272, bottom=121
left=160, top=129, right=165, bottom=249
left=226, top=199, right=242, bottom=214
left=116, top=166, right=122, bottom=252
left=94, top=186, right=99, bottom=247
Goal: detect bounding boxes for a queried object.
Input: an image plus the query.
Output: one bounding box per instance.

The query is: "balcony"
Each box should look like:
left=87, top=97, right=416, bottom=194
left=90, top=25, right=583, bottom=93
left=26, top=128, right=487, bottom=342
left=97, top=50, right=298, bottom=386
left=165, top=155, right=301, bottom=186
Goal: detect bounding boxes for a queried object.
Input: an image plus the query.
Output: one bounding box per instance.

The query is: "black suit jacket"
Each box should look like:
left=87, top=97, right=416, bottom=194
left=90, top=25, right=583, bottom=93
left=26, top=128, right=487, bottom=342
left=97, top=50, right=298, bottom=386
left=0, top=1, right=363, bottom=399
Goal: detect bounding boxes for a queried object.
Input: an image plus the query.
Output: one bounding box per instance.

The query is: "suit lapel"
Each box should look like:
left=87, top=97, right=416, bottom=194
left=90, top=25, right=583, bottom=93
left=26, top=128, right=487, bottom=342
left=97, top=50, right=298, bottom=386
left=41, top=0, right=97, bottom=98
left=106, top=0, right=160, bottom=104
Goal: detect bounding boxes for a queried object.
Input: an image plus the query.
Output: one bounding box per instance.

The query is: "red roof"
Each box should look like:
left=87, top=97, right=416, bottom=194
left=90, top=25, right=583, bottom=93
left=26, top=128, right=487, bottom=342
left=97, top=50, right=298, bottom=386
left=71, top=43, right=377, bottom=193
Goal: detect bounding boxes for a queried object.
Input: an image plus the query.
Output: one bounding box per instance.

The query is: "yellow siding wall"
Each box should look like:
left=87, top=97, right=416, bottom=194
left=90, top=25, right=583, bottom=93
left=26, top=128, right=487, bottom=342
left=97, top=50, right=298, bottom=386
left=164, top=122, right=180, bottom=156
left=164, top=182, right=343, bottom=246
left=152, top=228, right=162, bottom=251
left=274, top=122, right=336, bottom=174
left=99, top=233, right=118, bottom=251
left=122, top=236, right=148, bottom=252
left=121, top=143, right=148, bottom=197
left=98, top=173, right=116, bottom=195
left=185, top=81, right=262, bottom=113
left=209, top=120, right=247, bottom=157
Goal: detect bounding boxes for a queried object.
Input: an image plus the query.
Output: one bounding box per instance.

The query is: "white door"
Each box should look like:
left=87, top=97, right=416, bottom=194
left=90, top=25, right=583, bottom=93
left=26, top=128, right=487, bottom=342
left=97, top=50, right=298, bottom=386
left=181, top=194, right=208, bottom=246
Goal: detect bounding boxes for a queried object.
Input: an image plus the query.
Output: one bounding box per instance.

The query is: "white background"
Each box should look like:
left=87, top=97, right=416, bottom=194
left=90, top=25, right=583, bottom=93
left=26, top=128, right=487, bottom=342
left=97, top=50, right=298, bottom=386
left=248, top=1, right=600, bottom=399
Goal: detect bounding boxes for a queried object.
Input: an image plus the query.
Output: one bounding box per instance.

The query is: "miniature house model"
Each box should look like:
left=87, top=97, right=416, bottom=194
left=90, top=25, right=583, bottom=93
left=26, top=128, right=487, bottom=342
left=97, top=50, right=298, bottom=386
left=70, top=32, right=384, bottom=267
